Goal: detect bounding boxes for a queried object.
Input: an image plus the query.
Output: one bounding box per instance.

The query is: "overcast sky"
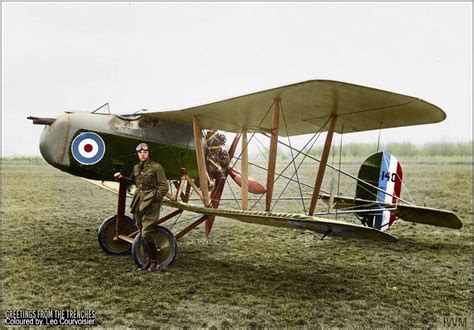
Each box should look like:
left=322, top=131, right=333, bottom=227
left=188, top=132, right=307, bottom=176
left=2, top=2, right=472, bottom=156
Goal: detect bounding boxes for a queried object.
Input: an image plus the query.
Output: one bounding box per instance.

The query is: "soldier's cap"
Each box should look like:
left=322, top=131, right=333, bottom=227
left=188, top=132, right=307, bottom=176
left=136, top=143, right=150, bottom=152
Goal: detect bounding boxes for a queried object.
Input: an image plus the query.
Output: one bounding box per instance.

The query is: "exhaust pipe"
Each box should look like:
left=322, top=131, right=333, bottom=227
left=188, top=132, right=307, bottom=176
left=27, top=116, right=56, bottom=125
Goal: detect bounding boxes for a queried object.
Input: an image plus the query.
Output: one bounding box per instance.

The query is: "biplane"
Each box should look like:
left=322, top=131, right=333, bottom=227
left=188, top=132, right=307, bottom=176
left=28, top=80, right=462, bottom=269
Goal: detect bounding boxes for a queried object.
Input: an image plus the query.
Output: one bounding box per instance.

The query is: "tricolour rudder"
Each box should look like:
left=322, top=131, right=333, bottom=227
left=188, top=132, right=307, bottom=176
left=355, top=151, right=403, bottom=231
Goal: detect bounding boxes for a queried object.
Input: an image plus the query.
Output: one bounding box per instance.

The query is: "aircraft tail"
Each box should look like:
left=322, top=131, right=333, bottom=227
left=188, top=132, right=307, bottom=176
left=355, top=151, right=403, bottom=231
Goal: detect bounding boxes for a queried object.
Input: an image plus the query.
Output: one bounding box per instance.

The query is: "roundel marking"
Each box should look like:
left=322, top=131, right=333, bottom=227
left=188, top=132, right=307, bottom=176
left=71, top=132, right=106, bottom=165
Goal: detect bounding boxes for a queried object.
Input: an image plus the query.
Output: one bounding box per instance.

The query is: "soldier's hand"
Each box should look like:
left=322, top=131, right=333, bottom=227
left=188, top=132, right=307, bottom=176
left=114, top=172, right=124, bottom=180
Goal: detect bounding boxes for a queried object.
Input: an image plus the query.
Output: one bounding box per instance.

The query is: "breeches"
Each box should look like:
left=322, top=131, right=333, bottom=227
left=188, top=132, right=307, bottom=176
left=133, top=204, right=162, bottom=240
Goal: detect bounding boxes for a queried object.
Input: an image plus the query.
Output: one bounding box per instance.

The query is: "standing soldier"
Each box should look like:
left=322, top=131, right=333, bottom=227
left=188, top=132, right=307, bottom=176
left=114, top=143, right=169, bottom=272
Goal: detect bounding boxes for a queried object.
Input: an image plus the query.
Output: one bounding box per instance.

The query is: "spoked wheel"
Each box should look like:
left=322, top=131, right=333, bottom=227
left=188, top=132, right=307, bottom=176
left=131, top=226, right=177, bottom=268
left=98, top=215, right=137, bottom=255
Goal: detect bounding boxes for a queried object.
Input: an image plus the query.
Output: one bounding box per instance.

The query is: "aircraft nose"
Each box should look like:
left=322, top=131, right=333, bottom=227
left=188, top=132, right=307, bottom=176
left=33, top=114, right=71, bottom=170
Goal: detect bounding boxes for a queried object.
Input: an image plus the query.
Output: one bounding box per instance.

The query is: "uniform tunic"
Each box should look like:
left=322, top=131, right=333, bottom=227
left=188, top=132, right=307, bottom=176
left=129, top=159, right=169, bottom=239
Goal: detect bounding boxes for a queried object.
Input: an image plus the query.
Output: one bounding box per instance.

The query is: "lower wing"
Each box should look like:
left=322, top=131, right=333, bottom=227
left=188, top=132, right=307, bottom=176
left=162, top=200, right=397, bottom=242
left=83, top=178, right=397, bottom=242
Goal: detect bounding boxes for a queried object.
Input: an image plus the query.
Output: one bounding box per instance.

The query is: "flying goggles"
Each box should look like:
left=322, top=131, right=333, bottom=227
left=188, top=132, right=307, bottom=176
left=136, top=143, right=150, bottom=152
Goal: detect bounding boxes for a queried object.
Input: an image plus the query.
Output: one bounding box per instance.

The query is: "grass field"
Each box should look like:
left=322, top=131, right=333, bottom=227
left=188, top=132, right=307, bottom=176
left=1, top=160, right=472, bottom=328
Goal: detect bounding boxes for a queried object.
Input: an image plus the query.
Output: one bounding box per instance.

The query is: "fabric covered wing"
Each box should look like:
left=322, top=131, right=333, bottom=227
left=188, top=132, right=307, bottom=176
left=162, top=200, right=397, bottom=242
left=82, top=179, right=396, bottom=242
left=144, top=80, right=446, bottom=136
left=82, top=178, right=134, bottom=197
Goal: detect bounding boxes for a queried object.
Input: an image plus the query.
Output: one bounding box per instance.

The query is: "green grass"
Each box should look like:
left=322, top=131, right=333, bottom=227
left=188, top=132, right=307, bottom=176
left=1, top=162, right=472, bottom=328
left=0, top=156, right=46, bottom=165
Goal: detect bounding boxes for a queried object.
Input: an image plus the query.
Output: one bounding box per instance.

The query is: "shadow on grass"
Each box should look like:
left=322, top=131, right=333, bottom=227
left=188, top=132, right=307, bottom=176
left=389, top=236, right=472, bottom=253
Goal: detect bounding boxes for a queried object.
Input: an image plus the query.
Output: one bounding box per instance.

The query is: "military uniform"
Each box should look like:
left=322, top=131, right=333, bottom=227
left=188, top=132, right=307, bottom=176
left=129, top=159, right=169, bottom=240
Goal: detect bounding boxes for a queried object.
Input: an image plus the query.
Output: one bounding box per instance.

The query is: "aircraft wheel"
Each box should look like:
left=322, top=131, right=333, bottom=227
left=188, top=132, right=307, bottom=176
left=131, top=226, right=177, bottom=268
left=97, top=215, right=137, bottom=255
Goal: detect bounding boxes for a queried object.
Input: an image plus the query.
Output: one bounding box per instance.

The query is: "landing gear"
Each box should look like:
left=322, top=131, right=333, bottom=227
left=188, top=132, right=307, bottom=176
left=97, top=215, right=137, bottom=255
left=100, top=158, right=229, bottom=269
left=131, top=226, right=177, bottom=268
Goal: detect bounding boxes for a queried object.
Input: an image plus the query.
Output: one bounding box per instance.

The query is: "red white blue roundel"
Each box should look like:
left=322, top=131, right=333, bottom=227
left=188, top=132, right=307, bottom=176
left=71, top=132, right=105, bottom=165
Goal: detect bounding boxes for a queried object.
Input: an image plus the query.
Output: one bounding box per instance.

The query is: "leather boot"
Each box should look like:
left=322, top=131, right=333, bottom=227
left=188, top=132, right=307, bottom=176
left=137, top=240, right=151, bottom=271
left=146, top=238, right=161, bottom=272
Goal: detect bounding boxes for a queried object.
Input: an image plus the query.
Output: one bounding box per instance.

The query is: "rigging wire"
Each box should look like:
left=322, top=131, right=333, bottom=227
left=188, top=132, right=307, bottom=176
left=245, top=160, right=322, bottom=192
left=270, top=130, right=321, bottom=212
left=376, top=120, right=383, bottom=152
left=230, top=99, right=276, bottom=169
left=254, top=136, right=271, bottom=162
left=160, top=130, right=184, bottom=168
left=399, top=178, right=416, bottom=204
left=335, top=123, right=344, bottom=220
left=251, top=117, right=331, bottom=211
left=169, top=211, right=184, bottom=231
left=329, top=131, right=336, bottom=214
left=254, top=135, right=288, bottom=170
left=225, top=178, right=241, bottom=209
left=279, top=102, right=306, bottom=213
left=269, top=137, right=414, bottom=205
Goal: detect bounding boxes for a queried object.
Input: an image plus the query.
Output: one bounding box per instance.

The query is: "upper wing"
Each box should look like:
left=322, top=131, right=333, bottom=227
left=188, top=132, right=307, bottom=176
left=144, top=80, right=446, bottom=136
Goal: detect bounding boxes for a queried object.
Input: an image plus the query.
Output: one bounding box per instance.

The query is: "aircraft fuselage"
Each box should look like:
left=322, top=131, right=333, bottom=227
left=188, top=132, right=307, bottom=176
left=36, top=112, right=198, bottom=181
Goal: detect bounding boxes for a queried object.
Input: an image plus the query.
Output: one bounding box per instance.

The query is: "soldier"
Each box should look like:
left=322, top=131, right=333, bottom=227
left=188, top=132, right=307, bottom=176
left=114, top=143, right=169, bottom=272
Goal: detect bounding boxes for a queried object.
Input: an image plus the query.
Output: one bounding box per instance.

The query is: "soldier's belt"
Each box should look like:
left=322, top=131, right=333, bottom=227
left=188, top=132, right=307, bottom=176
left=137, top=185, right=158, bottom=191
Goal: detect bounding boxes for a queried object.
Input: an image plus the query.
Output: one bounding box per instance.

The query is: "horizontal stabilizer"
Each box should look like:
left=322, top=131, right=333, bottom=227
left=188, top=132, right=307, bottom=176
left=394, top=204, right=462, bottom=229
left=320, top=194, right=462, bottom=229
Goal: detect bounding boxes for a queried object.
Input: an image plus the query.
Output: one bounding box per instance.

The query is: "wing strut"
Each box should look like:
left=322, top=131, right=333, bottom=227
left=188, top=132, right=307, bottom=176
left=265, top=98, right=281, bottom=211
left=114, top=180, right=128, bottom=240
left=192, top=117, right=211, bottom=206
left=309, top=115, right=337, bottom=215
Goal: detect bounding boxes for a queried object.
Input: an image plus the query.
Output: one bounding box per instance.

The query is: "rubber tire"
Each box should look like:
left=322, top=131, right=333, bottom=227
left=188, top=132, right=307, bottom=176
left=98, top=215, right=137, bottom=255
left=131, top=226, right=177, bottom=268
